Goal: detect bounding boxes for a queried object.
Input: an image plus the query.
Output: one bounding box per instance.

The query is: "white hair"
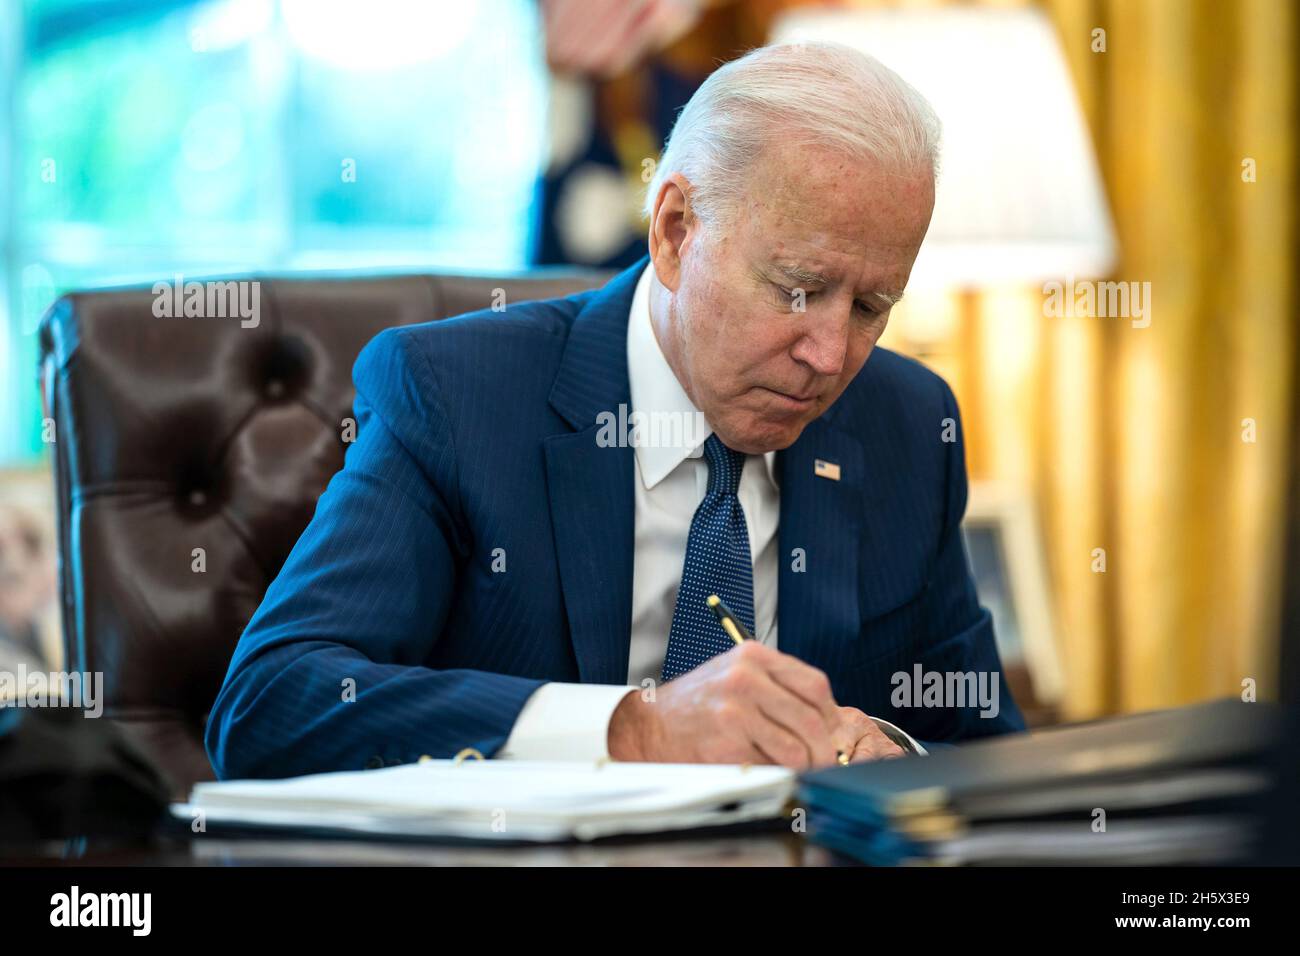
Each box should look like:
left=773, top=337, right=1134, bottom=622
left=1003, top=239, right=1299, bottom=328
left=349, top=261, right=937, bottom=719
left=643, top=41, right=941, bottom=226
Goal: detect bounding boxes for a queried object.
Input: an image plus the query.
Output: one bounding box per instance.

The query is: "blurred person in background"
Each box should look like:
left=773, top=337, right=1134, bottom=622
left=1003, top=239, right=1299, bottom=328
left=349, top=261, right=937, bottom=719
left=535, top=0, right=814, bottom=267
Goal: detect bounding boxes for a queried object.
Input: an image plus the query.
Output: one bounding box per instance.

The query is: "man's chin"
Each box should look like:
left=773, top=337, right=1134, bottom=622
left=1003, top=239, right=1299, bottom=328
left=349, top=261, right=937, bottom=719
left=715, top=417, right=810, bottom=455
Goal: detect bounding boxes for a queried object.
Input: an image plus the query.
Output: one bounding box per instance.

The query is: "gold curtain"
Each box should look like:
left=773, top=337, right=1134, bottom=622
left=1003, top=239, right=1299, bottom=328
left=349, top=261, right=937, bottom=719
left=869, top=0, right=1296, bottom=718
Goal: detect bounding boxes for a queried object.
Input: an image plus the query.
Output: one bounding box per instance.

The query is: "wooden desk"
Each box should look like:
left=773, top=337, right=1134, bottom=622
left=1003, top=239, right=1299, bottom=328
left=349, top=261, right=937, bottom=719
left=4, top=829, right=840, bottom=867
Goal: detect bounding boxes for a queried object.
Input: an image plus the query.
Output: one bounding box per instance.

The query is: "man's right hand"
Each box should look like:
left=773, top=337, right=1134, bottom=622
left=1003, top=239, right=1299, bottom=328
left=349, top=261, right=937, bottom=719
left=606, top=642, right=854, bottom=770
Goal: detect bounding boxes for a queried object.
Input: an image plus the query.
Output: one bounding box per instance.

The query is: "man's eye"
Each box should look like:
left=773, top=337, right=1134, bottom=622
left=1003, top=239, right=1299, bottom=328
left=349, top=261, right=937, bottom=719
left=773, top=285, right=806, bottom=310
left=855, top=300, right=881, bottom=317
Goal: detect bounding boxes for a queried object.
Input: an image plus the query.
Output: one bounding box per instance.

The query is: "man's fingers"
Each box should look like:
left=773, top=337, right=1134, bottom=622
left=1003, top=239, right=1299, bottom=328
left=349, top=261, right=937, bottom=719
left=760, top=648, right=842, bottom=736
left=745, top=709, right=818, bottom=769
left=850, top=722, right=907, bottom=762
left=839, top=707, right=876, bottom=733
left=748, top=674, right=842, bottom=767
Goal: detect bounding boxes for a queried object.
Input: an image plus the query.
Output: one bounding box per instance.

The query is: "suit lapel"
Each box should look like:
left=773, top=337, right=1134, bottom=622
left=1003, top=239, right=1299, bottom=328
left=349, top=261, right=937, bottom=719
left=778, top=381, right=935, bottom=675
left=776, top=414, right=866, bottom=674
left=544, top=258, right=647, bottom=684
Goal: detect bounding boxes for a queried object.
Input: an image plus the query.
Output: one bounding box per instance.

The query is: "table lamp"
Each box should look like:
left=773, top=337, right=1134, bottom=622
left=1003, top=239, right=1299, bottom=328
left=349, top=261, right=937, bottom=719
left=771, top=6, right=1117, bottom=289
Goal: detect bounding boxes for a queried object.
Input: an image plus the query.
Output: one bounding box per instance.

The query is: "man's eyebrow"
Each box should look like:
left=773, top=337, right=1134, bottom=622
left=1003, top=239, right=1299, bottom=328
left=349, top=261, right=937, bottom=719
left=773, top=262, right=831, bottom=286
left=770, top=262, right=906, bottom=306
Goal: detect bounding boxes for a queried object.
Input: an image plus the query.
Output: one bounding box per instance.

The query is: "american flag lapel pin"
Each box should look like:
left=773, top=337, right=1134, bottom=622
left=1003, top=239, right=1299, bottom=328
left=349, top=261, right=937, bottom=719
left=814, top=458, right=841, bottom=481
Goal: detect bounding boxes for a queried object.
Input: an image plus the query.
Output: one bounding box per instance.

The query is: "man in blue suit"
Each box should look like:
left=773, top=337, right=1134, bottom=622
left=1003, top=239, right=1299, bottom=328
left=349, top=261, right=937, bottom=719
left=206, top=41, right=1023, bottom=780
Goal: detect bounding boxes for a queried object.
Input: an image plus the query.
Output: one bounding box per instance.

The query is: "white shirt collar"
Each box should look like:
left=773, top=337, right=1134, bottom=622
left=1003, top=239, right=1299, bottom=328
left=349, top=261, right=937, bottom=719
left=626, top=262, right=778, bottom=491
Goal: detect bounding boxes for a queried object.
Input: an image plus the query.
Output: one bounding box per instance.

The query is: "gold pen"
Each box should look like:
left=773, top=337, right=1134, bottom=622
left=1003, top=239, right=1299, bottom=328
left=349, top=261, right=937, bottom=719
left=705, top=594, right=753, bottom=644
left=704, top=594, right=850, bottom=766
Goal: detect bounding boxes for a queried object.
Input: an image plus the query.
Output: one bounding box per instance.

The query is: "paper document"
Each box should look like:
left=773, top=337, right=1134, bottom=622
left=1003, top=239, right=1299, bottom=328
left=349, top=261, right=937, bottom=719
left=173, top=760, right=796, bottom=842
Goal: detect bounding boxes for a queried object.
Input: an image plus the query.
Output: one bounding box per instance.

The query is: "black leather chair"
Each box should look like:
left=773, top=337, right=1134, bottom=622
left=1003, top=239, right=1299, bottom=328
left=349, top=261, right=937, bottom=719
left=37, top=269, right=610, bottom=798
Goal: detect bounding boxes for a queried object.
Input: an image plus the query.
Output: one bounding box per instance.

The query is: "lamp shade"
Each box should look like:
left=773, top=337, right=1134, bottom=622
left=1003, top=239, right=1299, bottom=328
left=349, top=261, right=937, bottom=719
left=772, top=7, right=1117, bottom=288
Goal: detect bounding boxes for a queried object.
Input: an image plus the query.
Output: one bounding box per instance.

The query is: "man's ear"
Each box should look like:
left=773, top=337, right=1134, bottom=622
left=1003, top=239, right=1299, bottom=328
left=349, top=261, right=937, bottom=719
left=647, top=174, right=695, bottom=293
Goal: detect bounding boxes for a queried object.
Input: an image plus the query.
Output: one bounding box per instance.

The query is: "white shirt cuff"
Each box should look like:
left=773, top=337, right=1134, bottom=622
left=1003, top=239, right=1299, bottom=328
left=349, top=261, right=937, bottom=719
left=869, top=716, right=929, bottom=756
left=497, top=682, right=638, bottom=761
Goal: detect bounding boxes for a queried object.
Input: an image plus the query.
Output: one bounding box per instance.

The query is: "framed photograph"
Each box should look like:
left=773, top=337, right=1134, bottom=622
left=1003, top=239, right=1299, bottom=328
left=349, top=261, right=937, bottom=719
left=962, top=481, right=1064, bottom=706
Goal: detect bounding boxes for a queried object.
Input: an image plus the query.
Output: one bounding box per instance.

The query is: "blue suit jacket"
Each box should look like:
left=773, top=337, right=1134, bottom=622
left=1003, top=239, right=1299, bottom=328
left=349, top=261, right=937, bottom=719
left=205, top=258, right=1024, bottom=779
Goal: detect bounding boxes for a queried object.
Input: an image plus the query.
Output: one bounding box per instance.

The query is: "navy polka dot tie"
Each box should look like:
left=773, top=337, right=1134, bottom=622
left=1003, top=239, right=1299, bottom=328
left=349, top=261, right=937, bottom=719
left=661, top=434, right=756, bottom=682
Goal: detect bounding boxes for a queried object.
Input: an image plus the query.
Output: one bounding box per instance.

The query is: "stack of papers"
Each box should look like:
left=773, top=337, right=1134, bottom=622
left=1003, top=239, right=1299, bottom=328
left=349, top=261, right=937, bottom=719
left=798, top=699, right=1277, bottom=865
left=173, top=760, right=796, bottom=842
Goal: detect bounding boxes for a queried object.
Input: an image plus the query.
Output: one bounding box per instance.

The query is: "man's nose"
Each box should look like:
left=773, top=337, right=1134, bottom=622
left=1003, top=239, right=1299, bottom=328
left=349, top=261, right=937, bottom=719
left=789, top=304, right=851, bottom=378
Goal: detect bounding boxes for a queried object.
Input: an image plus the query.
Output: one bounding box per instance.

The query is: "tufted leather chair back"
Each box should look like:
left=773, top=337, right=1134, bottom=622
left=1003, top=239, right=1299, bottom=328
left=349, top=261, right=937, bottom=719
left=37, top=270, right=611, bottom=797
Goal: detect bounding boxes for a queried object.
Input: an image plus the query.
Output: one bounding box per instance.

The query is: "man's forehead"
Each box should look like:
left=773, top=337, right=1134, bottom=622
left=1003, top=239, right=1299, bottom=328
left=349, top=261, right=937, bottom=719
left=743, top=148, right=934, bottom=280
left=751, top=146, right=931, bottom=218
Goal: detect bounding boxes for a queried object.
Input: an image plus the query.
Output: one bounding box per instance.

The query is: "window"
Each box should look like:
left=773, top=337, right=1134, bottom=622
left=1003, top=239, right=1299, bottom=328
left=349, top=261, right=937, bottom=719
left=0, top=0, right=547, bottom=463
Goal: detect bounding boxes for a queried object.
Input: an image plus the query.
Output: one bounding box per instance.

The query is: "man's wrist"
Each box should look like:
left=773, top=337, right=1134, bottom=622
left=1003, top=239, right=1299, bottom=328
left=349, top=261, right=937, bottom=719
left=499, top=683, right=638, bottom=760
left=608, top=688, right=653, bottom=761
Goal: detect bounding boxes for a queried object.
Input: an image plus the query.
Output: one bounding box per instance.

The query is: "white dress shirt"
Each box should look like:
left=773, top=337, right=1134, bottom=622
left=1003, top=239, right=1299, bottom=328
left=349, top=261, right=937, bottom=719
left=498, top=264, right=923, bottom=759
